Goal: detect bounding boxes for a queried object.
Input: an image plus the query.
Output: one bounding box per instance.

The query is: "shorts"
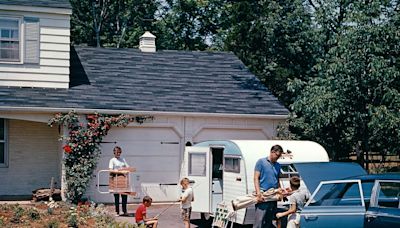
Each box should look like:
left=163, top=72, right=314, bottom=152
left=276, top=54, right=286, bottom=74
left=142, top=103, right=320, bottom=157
left=181, top=207, right=192, bottom=221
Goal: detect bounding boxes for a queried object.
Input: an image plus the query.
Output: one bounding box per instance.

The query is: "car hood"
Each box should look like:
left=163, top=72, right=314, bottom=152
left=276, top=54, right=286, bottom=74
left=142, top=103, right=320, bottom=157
left=294, top=162, right=367, bottom=193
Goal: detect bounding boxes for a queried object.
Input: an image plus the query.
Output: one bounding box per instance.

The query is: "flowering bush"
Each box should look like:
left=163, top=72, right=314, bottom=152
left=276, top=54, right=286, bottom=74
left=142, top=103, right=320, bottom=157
left=48, top=111, right=153, bottom=203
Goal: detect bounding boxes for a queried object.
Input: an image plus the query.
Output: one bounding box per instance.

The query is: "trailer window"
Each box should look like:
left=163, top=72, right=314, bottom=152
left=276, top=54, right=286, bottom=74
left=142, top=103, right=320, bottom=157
left=224, top=157, right=240, bottom=173
left=188, top=153, right=206, bottom=176
left=280, top=164, right=298, bottom=178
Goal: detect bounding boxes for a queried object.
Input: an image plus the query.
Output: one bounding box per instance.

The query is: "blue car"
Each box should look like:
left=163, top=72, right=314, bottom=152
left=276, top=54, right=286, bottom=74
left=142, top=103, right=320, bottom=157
left=294, top=162, right=400, bottom=228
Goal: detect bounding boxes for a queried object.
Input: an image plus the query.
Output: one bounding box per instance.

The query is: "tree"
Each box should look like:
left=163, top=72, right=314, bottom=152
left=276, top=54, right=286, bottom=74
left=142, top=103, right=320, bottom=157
left=154, top=0, right=225, bottom=50
left=70, top=0, right=158, bottom=48
left=222, top=0, right=316, bottom=106
left=286, top=0, right=400, bottom=163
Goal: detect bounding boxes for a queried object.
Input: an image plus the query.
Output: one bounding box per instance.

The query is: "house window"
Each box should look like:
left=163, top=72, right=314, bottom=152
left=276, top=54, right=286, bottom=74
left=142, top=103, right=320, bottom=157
left=0, top=118, right=7, bottom=167
left=224, top=156, right=240, bottom=173
left=0, top=18, right=20, bottom=62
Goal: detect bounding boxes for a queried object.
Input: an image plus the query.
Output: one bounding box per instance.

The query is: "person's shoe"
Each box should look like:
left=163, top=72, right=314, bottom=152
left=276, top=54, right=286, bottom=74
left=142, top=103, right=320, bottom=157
left=121, top=212, right=128, bottom=216
left=115, top=212, right=120, bottom=217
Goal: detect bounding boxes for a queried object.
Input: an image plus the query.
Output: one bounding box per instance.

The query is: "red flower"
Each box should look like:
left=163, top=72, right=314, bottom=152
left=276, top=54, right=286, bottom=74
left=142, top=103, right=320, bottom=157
left=63, top=145, right=72, bottom=154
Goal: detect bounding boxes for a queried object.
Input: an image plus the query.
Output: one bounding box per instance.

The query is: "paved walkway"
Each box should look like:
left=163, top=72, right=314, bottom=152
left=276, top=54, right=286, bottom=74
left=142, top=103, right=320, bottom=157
left=107, top=203, right=212, bottom=228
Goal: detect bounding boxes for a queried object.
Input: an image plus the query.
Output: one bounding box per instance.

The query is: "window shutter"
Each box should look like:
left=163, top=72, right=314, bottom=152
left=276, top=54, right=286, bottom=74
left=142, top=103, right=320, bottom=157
left=24, top=17, right=40, bottom=64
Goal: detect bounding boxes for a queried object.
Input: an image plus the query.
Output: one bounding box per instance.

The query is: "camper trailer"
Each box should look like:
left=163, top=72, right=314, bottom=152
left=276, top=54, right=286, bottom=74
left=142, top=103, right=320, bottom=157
left=180, top=140, right=330, bottom=225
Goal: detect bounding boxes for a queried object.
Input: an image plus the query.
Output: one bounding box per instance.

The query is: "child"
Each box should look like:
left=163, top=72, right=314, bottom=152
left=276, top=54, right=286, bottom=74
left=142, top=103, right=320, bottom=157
left=135, top=196, right=158, bottom=228
left=179, top=177, right=194, bottom=228
left=276, top=176, right=310, bottom=228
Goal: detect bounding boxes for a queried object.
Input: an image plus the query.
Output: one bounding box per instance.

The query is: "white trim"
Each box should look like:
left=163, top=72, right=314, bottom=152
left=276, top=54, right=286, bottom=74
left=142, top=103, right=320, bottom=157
left=303, top=212, right=365, bottom=216
left=0, top=16, right=23, bottom=64
left=0, top=106, right=288, bottom=119
left=0, top=4, right=72, bottom=15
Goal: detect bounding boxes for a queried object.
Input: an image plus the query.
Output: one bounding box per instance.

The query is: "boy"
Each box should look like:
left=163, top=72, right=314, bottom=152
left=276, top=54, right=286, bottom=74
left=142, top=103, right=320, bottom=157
left=179, top=177, right=194, bottom=228
left=135, top=196, right=158, bottom=228
left=275, top=176, right=310, bottom=228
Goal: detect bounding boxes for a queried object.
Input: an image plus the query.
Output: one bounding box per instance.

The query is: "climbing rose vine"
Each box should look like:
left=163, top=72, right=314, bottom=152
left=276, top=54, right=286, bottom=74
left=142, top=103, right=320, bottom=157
left=48, top=111, right=153, bottom=203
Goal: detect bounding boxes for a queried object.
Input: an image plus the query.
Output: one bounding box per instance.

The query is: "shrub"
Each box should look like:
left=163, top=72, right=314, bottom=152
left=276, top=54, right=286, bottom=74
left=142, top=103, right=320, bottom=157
left=11, top=205, right=25, bottom=223
left=46, top=219, right=60, bottom=228
left=27, top=207, right=40, bottom=220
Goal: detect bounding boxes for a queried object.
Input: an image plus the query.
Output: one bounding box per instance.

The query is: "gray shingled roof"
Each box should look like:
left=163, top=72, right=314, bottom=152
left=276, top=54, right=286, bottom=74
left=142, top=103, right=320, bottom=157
left=0, top=0, right=71, bottom=9
left=0, top=46, right=288, bottom=116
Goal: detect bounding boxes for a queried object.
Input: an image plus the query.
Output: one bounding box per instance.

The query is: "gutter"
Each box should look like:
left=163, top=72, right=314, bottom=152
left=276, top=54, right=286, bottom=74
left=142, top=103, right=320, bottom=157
left=0, top=106, right=288, bottom=119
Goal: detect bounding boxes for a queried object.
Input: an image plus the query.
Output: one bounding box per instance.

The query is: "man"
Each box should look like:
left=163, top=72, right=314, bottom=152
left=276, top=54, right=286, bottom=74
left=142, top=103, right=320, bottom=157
left=253, top=145, right=283, bottom=228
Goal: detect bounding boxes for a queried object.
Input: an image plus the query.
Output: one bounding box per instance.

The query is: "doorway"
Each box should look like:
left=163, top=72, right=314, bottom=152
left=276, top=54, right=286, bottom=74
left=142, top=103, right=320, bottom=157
left=211, top=147, right=224, bottom=212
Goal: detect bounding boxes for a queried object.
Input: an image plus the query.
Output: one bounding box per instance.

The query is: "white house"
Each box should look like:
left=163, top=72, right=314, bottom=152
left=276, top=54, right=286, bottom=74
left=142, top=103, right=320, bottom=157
left=0, top=0, right=288, bottom=202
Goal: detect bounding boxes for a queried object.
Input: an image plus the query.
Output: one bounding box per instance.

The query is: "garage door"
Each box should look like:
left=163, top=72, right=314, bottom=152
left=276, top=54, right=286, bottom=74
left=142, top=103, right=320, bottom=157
left=87, top=126, right=181, bottom=203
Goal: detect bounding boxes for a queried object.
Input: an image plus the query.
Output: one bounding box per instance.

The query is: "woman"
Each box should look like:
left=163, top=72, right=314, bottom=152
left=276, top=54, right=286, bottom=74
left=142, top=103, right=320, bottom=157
left=109, top=146, right=130, bottom=216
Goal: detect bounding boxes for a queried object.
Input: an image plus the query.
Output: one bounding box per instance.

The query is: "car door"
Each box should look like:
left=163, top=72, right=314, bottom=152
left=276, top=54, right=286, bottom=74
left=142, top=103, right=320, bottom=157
left=300, top=179, right=366, bottom=228
left=365, top=180, right=400, bottom=227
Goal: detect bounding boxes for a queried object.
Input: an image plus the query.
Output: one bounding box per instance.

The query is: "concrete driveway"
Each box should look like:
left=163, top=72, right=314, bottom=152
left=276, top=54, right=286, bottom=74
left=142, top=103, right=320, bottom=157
left=109, top=203, right=213, bottom=228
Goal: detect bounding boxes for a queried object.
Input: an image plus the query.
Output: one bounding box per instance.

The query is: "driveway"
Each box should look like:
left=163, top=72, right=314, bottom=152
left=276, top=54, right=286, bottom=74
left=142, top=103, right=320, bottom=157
left=109, top=203, right=213, bottom=228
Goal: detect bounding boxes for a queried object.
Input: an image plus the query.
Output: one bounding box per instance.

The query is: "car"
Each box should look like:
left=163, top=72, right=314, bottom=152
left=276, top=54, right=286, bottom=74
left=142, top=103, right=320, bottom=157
left=294, top=162, right=400, bottom=228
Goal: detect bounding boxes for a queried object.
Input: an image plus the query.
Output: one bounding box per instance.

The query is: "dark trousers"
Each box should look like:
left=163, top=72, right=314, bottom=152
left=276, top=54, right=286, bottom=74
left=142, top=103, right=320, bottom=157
left=253, top=201, right=277, bottom=228
left=114, top=194, right=127, bottom=214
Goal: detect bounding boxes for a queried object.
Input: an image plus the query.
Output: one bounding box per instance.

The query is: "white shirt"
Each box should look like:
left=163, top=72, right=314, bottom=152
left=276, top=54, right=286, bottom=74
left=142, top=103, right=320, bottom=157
left=180, top=187, right=194, bottom=209
left=109, top=157, right=129, bottom=170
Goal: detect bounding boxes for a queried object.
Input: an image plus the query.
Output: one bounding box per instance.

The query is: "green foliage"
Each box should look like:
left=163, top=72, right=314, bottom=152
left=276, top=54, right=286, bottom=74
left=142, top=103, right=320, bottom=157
left=26, top=208, right=40, bottom=220
left=286, top=0, right=400, bottom=160
left=70, top=0, right=158, bottom=47
left=221, top=0, right=316, bottom=105
left=11, top=205, right=25, bottom=223
left=48, top=111, right=153, bottom=203
left=46, top=219, right=60, bottom=228
left=67, top=207, right=78, bottom=227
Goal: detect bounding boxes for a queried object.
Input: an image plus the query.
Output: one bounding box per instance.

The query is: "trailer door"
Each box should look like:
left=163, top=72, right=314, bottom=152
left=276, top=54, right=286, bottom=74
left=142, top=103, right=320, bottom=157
left=186, top=146, right=211, bottom=213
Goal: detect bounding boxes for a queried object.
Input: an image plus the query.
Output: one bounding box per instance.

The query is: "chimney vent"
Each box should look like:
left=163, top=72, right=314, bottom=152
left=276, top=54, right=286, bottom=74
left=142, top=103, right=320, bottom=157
left=139, top=31, right=156, bottom=52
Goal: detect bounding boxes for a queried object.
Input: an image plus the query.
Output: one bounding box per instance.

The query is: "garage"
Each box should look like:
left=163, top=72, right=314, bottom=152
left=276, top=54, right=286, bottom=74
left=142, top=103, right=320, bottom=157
left=87, top=126, right=182, bottom=203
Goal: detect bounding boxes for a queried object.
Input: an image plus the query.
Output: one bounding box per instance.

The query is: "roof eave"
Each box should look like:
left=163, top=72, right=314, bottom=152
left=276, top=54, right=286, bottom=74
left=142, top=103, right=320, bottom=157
left=0, top=106, right=288, bottom=119
left=0, top=4, right=72, bottom=15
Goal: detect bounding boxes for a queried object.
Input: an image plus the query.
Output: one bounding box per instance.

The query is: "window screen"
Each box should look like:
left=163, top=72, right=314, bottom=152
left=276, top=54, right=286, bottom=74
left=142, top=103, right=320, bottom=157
left=188, top=153, right=206, bottom=176
left=0, top=18, right=19, bottom=61
left=224, top=157, right=240, bottom=173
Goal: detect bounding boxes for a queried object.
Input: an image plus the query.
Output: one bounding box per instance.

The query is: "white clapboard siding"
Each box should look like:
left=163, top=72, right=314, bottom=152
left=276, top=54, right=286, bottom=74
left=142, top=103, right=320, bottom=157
left=41, top=50, right=69, bottom=60
left=40, top=18, right=70, bottom=28
left=0, top=9, right=71, bottom=88
left=41, top=35, right=70, bottom=44
left=0, top=80, right=69, bottom=88
left=41, top=27, right=70, bottom=36
left=0, top=65, right=69, bottom=74
left=0, top=72, right=69, bottom=82
left=40, top=42, right=70, bottom=52
left=40, top=58, right=69, bottom=67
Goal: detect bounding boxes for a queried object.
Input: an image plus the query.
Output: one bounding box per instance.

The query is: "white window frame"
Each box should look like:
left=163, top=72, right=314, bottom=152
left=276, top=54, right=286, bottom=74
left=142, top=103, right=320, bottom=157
left=0, top=118, right=8, bottom=168
left=0, top=16, right=23, bottom=64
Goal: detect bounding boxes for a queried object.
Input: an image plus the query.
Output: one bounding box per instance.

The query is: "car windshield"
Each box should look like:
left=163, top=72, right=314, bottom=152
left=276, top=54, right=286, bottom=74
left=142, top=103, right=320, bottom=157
left=308, top=180, right=374, bottom=207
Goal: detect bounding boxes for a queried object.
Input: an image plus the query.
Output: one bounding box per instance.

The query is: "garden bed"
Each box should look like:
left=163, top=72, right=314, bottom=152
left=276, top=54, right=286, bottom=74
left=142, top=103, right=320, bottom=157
left=0, top=201, right=136, bottom=227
